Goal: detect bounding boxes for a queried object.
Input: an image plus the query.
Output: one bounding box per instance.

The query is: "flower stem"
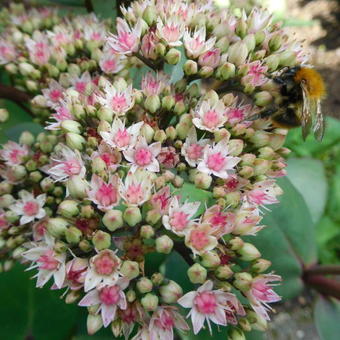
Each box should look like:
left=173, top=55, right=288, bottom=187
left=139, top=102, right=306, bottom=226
left=304, top=274, right=340, bottom=300
left=84, top=0, right=94, bottom=13
left=134, top=53, right=163, bottom=71
left=305, top=264, right=340, bottom=276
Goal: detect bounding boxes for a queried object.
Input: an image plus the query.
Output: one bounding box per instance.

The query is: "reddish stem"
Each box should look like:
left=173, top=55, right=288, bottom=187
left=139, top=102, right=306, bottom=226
left=304, top=274, right=340, bottom=300
left=305, top=265, right=340, bottom=276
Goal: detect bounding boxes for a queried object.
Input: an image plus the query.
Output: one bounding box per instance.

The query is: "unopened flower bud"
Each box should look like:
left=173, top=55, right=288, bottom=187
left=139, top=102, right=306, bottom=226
left=137, top=277, right=153, bottom=293
left=183, top=60, right=198, bottom=75
left=12, top=165, right=27, bottom=181
left=19, top=62, right=35, bottom=76
left=123, top=207, right=142, bottom=227
left=217, top=62, right=236, bottom=80
left=215, top=264, right=234, bottom=279
left=165, top=126, right=177, bottom=140
left=0, top=194, right=14, bottom=208
left=228, top=328, right=246, bottom=340
left=92, top=230, right=111, bottom=250
left=65, top=133, right=85, bottom=150
left=0, top=182, right=12, bottom=195
left=153, top=129, right=167, bottom=143
left=243, top=34, right=256, bottom=51
left=19, top=131, right=34, bottom=146
left=47, top=217, right=68, bottom=238
left=239, top=166, right=254, bottom=179
left=0, top=108, right=9, bottom=123
left=254, top=91, right=273, bottom=107
left=228, top=41, right=248, bottom=65
left=194, top=172, right=212, bottom=190
left=92, top=156, right=106, bottom=173
left=143, top=6, right=157, bottom=25
left=156, top=43, right=166, bottom=56
left=253, top=159, right=271, bottom=176
left=238, top=243, right=261, bottom=261
left=87, top=314, right=103, bottom=335
left=159, top=280, right=183, bottom=303
left=215, top=36, right=229, bottom=53
left=187, top=263, right=207, bottom=284
left=65, top=290, right=80, bottom=304
left=162, top=95, right=175, bottom=111
left=65, top=226, right=82, bottom=244
left=58, top=200, right=79, bottom=218
left=252, top=259, right=272, bottom=273
left=144, top=95, right=161, bottom=114
left=151, top=273, right=164, bottom=286
left=5, top=211, right=19, bottom=223
left=141, top=293, right=159, bottom=312
left=250, top=131, right=270, bottom=147
left=140, top=124, right=154, bottom=143
left=79, top=239, right=93, bottom=252
left=66, top=176, right=88, bottom=199
left=140, top=225, right=154, bottom=239
left=236, top=19, right=247, bottom=38
left=234, top=272, right=253, bottom=292
left=201, top=251, right=221, bottom=268
left=279, top=50, right=296, bottom=67
left=247, top=311, right=268, bottom=331
left=121, top=260, right=140, bottom=280
left=97, top=107, right=113, bottom=122
left=146, top=209, right=161, bottom=225
left=174, top=101, right=186, bottom=115
left=126, top=289, right=136, bottom=302
left=165, top=48, right=181, bottom=65
left=269, top=34, right=282, bottom=52
left=229, top=237, right=244, bottom=251
left=155, top=235, right=173, bottom=254
left=172, top=175, right=184, bottom=188
left=225, top=192, right=241, bottom=207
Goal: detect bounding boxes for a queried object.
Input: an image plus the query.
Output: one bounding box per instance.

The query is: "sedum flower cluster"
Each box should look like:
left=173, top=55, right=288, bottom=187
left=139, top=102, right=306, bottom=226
left=0, top=1, right=307, bottom=339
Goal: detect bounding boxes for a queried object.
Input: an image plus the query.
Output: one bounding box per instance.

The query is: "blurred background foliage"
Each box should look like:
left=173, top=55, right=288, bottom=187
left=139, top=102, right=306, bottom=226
left=0, top=0, right=340, bottom=339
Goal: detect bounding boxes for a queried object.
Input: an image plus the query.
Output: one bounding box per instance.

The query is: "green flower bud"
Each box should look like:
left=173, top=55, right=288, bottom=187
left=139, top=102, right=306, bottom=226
left=199, top=66, right=214, bottom=78
left=165, top=48, right=181, bottom=65
left=264, top=55, right=279, bottom=72
left=161, top=95, right=175, bottom=111
left=65, top=133, right=86, bottom=150
left=228, top=328, right=246, bottom=340
left=0, top=108, right=9, bottom=123
left=254, top=91, right=273, bottom=107
left=102, top=210, right=123, bottom=231
left=153, top=129, right=167, bottom=143
left=58, top=200, right=79, bottom=218
left=92, top=230, right=111, bottom=250
left=155, top=235, right=173, bottom=254
left=0, top=194, right=14, bottom=208
left=145, top=95, right=161, bottom=114
left=279, top=50, right=296, bottom=67
left=156, top=43, right=166, bottom=56
left=123, top=207, right=142, bottom=227
left=97, top=107, right=114, bottom=122
left=187, top=263, right=207, bottom=284
left=140, top=225, right=155, bottom=239
left=47, top=217, right=69, bottom=238
left=137, top=277, right=153, bottom=293
left=159, top=280, right=183, bottom=303
left=87, top=314, right=103, bottom=335
left=65, top=226, right=82, bottom=244
left=19, top=131, right=35, bottom=146
left=229, top=237, right=244, bottom=251
left=140, top=123, right=154, bottom=143
left=151, top=273, right=164, bottom=286
left=72, top=104, right=86, bottom=120
left=141, top=293, right=159, bottom=312
left=5, top=211, right=19, bottom=223
left=239, top=166, right=254, bottom=179
left=79, top=239, right=93, bottom=252
left=228, top=41, right=248, bottom=65
left=126, top=289, right=136, bottom=302
left=253, top=159, right=271, bottom=176
left=66, top=176, right=88, bottom=199
left=215, top=36, right=229, bottom=53
left=121, top=260, right=140, bottom=280
left=269, top=34, right=282, bottom=52
left=65, top=290, right=80, bottom=304
left=215, top=264, right=234, bottom=280
left=92, top=156, right=107, bottom=173
left=165, top=126, right=177, bottom=140
left=19, top=62, right=35, bottom=76
left=4, top=63, right=18, bottom=74
left=217, top=62, right=236, bottom=80
left=255, top=31, right=265, bottom=45
left=12, top=165, right=27, bottom=181
left=238, top=243, right=261, bottom=261
left=0, top=182, right=12, bottom=195
left=236, top=19, right=247, bottom=38
left=243, top=34, right=256, bottom=51
left=143, top=6, right=157, bottom=25
left=174, top=101, right=187, bottom=115
left=146, top=209, right=161, bottom=225
left=247, top=311, right=268, bottom=331
left=233, top=272, right=253, bottom=292
left=183, top=60, right=198, bottom=75
left=252, top=259, right=272, bottom=273
left=250, top=131, right=270, bottom=147
left=201, top=251, right=221, bottom=268
left=194, top=172, right=212, bottom=190
left=228, top=139, right=244, bottom=156
left=29, top=171, right=42, bottom=183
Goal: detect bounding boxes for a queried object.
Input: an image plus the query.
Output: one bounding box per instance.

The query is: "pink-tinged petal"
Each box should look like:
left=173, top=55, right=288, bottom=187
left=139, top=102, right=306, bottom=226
left=191, top=310, right=205, bottom=335
left=177, top=291, right=196, bottom=308
left=53, top=263, right=66, bottom=289
left=209, top=307, right=226, bottom=326
left=197, top=280, right=214, bottom=292
left=101, top=304, right=117, bottom=327
left=79, top=289, right=100, bottom=307
left=36, top=270, right=53, bottom=288
left=84, top=273, right=102, bottom=292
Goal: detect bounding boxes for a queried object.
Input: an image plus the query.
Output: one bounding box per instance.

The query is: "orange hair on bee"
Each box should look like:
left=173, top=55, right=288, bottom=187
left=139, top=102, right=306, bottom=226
left=294, top=67, right=326, bottom=100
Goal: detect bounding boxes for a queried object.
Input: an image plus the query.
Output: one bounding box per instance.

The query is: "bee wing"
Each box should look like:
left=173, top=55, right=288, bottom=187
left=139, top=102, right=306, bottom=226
left=301, top=83, right=313, bottom=140
left=313, top=100, right=325, bottom=141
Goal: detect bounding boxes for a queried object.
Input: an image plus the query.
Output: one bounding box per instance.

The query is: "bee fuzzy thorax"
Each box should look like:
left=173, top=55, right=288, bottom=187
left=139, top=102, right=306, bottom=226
left=294, top=67, right=326, bottom=100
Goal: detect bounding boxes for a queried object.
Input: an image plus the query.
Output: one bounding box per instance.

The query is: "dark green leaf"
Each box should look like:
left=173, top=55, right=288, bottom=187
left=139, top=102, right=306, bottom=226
left=0, top=264, right=78, bottom=340
left=286, top=158, right=327, bottom=224
left=314, top=297, right=340, bottom=340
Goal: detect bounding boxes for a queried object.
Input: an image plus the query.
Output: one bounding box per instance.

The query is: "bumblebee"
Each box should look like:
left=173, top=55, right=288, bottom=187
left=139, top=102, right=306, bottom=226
left=249, top=66, right=326, bottom=141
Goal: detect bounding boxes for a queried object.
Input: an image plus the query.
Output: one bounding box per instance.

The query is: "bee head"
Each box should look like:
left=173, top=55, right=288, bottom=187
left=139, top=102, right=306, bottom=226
left=294, top=67, right=326, bottom=100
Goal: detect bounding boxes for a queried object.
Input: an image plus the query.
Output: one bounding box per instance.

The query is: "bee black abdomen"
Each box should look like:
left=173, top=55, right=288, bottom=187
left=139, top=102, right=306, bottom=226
left=272, top=108, right=301, bottom=128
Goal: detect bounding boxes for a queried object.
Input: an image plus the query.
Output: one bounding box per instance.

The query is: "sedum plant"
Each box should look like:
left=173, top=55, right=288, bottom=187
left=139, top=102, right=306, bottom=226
left=0, top=1, right=323, bottom=339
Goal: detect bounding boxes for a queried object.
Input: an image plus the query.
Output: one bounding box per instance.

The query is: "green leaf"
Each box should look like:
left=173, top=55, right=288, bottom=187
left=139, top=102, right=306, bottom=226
left=314, top=297, right=340, bottom=340
left=249, top=177, right=317, bottom=299
left=286, top=158, right=327, bottom=224
left=180, top=324, right=229, bottom=340
left=93, top=0, right=116, bottom=18
left=328, top=166, right=340, bottom=222
left=0, top=264, right=78, bottom=340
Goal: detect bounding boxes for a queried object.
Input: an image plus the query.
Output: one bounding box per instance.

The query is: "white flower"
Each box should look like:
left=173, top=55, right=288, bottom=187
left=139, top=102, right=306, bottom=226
left=100, top=118, right=143, bottom=151
left=0, top=141, right=29, bottom=166
left=181, top=127, right=210, bottom=167
left=10, top=191, right=46, bottom=225
left=22, top=234, right=66, bottom=289
left=197, top=139, right=241, bottom=179
left=156, top=16, right=185, bottom=47
left=184, top=26, right=216, bottom=59
left=162, top=196, right=200, bottom=236
left=192, top=99, right=228, bottom=132
left=119, top=169, right=153, bottom=206
left=123, top=137, right=161, bottom=173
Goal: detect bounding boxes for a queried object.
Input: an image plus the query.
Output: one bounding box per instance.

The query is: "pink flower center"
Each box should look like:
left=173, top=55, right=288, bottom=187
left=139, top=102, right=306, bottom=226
left=9, top=149, right=24, bottom=164
left=121, top=306, right=137, bottom=324
left=189, top=229, right=210, bottom=251
left=114, top=129, right=130, bottom=148
left=95, top=183, right=118, bottom=207
left=111, top=94, right=128, bottom=112
left=37, top=249, right=59, bottom=271
left=99, top=285, right=120, bottom=305
left=119, top=32, right=136, bottom=51
left=49, top=89, right=63, bottom=102
left=103, top=59, right=117, bottom=72
left=75, top=81, right=86, bottom=93
left=252, top=281, right=273, bottom=302
left=134, top=147, right=152, bottom=166
left=23, top=201, right=40, bottom=216
left=187, top=143, right=203, bottom=161
left=126, top=183, right=143, bottom=204
left=207, top=152, right=225, bottom=172
left=209, top=212, right=227, bottom=228
left=170, top=211, right=189, bottom=231
left=155, top=311, right=175, bottom=330
left=62, top=159, right=82, bottom=176
left=163, top=24, right=181, bottom=43
left=100, top=152, right=116, bottom=166
left=93, top=253, right=119, bottom=276
left=195, top=291, right=218, bottom=314
left=202, top=110, right=220, bottom=129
